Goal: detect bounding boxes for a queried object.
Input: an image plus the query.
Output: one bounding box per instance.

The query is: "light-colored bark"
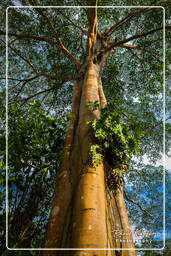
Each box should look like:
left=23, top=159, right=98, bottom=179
left=40, top=79, right=83, bottom=254
left=40, top=3, right=136, bottom=251
left=41, top=60, right=136, bottom=256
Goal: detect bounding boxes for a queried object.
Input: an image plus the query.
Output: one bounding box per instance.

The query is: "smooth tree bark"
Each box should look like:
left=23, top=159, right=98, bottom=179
left=40, top=2, right=136, bottom=256
left=41, top=63, right=136, bottom=256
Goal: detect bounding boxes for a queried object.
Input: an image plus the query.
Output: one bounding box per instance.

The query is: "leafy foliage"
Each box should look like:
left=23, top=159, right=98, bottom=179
left=88, top=101, right=142, bottom=189
left=0, top=101, right=66, bottom=251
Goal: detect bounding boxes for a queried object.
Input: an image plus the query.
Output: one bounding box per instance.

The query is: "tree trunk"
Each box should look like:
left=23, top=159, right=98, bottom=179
left=40, top=61, right=136, bottom=256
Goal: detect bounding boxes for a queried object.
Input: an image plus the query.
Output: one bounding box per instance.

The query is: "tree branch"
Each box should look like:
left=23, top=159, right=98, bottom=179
left=0, top=30, right=58, bottom=46
left=0, top=31, right=81, bottom=68
left=109, top=26, right=171, bottom=47
left=1, top=75, right=40, bottom=83
left=17, top=74, right=76, bottom=104
left=138, top=37, right=163, bottom=49
left=28, top=0, right=81, bottom=68
left=116, top=39, right=163, bottom=64
left=58, top=11, right=88, bottom=36
left=86, top=0, right=98, bottom=57
left=104, top=8, right=151, bottom=37
left=9, top=75, right=41, bottom=101
left=1, top=73, right=77, bottom=85
left=115, top=36, right=163, bottom=50
left=140, top=48, right=163, bottom=63
left=0, top=38, right=78, bottom=83
left=1, top=77, right=23, bottom=82
left=20, top=87, right=56, bottom=103
left=2, top=39, right=37, bottom=72
left=128, top=48, right=146, bottom=64
left=123, top=184, right=153, bottom=217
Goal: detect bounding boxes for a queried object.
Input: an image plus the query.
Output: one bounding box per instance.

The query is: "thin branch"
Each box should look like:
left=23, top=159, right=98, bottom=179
left=6, top=72, right=77, bottom=102
left=0, top=77, right=24, bottom=81
left=141, top=48, right=163, bottom=63
left=138, top=37, right=163, bottom=49
left=1, top=29, right=81, bottom=67
left=123, top=184, right=153, bottom=217
left=13, top=75, right=41, bottom=98
left=20, top=87, right=56, bottom=103
left=0, top=38, right=37, bottom=73
left=1, top=75, right=40, bottom=83
left=109, top=26, right=171, bottom=47
left=41, top=88, right=51, bottom=103
left=104, top=8, right=151, bottom=37
left=0, top=30, right=58, bottom=46
left=128, top=48, right=146, bottom=64
left=0, top=37, right=78, bottom=84
left=8, top=43, right=37, bottom=72
left=28, top=0, right=81, bottom=67
left=58, top=11, right=88, bottom=35
left=115, top=37, right=163, bottom=50
left=115, top=41, right=162, bottom=64
left=1, top=73, right=77, bottom=84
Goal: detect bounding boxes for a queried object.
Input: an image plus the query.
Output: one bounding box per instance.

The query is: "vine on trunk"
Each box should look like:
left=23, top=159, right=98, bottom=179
left=87, top=101, right=142, bottom=190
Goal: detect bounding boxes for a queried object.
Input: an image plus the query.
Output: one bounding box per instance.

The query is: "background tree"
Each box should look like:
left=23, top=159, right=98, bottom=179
left=0, top=0, right=170, bottom=256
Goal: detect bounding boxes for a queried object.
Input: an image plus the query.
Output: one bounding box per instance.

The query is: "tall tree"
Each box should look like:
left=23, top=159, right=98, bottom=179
left=0, top=0, right=170, bottom=256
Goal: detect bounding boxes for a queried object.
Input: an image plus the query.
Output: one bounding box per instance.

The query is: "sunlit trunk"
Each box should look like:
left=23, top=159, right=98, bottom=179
left=41, top=61, right=136, bottom=256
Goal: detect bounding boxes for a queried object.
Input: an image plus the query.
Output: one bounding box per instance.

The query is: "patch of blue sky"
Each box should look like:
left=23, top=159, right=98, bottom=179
left=47, top=63, right=51, bottom=70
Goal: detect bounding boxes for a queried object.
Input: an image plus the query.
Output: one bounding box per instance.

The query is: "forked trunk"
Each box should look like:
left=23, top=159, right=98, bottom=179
left=41, top=61, right=136, bottom=256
